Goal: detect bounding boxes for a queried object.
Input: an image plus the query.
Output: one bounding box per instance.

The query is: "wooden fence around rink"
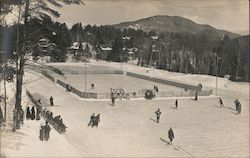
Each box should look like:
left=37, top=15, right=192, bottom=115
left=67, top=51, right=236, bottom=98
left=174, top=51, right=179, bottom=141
left=127, top=72, right=201, bottom=91
left=41, top=70, right=55, bottom=82
left=40, top=70, right=212, bottom=99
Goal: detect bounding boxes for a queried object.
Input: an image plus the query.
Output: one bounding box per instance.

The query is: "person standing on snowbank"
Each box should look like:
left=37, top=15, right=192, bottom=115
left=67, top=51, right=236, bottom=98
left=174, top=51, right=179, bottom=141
left=44, top=121, right=51, bottom=141
left=39, top=123, right=45, bottom=141
left=155, top=109, right=162, bottom=123
left=168, top=127, right=175, bottom=145
left=26, top=107, right=31, bottom=120
left=31, top=106, right=36, bottom=120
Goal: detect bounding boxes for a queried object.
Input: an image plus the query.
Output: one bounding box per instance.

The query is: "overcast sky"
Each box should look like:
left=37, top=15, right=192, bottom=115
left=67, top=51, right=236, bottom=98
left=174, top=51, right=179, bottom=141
left=5, top=0, right=249, bottom=34
left=55, top=0, right=249, bottom=34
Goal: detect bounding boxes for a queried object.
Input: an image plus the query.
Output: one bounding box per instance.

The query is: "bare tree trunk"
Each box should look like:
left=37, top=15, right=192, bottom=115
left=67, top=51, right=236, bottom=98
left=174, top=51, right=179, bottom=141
left=14, top=0, right=30, bottom=130
left=4, top=74, right=6, bottom=123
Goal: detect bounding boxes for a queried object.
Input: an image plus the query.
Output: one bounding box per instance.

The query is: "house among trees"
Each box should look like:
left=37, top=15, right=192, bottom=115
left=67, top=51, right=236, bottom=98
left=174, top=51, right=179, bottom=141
left=96, top=45, right=113, bottom=60
left=67, top=42, right=93, bottom=61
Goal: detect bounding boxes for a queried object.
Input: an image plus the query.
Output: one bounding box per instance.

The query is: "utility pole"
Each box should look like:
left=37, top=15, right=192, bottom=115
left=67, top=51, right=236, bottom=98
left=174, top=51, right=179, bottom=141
left=3, top=66, right=7, bottom=122
left=215, top=56, right=221, bottom=96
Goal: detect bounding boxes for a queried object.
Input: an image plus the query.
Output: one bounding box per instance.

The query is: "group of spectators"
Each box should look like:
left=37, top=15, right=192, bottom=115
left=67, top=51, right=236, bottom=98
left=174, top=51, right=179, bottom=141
left=41, top=108, right=66, bottom=133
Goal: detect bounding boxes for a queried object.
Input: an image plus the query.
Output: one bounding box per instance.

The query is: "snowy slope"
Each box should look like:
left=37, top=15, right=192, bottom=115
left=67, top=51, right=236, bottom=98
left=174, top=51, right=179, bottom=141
left=1, top=61, right=249, bottom=158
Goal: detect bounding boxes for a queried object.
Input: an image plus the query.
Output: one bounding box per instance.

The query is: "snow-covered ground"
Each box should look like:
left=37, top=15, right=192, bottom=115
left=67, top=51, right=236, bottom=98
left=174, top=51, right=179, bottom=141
left=1, top=61, right=249, bottom=157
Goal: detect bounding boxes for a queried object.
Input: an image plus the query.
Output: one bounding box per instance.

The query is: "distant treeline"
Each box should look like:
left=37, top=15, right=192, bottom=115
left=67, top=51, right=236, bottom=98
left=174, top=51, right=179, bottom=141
left=0, top=17, right=249, bottom=81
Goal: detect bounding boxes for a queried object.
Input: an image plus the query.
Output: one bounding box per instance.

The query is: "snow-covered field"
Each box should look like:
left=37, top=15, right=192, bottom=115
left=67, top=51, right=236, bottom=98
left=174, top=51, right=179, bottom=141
left=1, top=61, right=249, bottom=157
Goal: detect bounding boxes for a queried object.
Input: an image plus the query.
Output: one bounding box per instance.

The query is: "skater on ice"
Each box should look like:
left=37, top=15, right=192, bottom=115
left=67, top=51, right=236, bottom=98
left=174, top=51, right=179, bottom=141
left=88, top=113, right=95, bottom=127
left=154, top=85, right=159, bottom=92
left=91, top=83, right=95, bottom=89
left=111, top=93, right=116, bottom=106
left=218, top=98, right=224, bottom=108
left=234, top=98, right=241, bottom=114
left=155, top=109, right=162, bottom=123
left=194, top=90, right=198, bottom=101
left=92, top=114, right=100, bottom=127
left=168, top=127, right=175, bottom=145
left=50, top=96, right=54, bottom=106
left=174, top=99, right=178, bottom=110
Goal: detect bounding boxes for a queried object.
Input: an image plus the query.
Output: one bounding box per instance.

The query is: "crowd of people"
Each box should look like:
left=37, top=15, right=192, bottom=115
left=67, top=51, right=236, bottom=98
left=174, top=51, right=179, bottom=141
left=26, top=106, right=40, bottom=121
left=41, top=108, right=67, bottom=134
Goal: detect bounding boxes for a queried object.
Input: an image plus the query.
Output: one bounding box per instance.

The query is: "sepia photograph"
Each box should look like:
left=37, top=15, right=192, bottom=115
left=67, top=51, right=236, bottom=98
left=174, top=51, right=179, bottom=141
left=0, top=0, right=249, bottom=157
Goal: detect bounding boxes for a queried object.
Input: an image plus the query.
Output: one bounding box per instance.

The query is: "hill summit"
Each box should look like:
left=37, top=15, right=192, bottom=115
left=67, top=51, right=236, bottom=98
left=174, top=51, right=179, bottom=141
left=113, top=15, right=239, bottom=38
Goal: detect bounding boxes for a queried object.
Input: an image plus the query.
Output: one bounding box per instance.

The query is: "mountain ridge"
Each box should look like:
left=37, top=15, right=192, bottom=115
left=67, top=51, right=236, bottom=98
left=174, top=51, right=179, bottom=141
left=113, top=15, right=240, bottom=38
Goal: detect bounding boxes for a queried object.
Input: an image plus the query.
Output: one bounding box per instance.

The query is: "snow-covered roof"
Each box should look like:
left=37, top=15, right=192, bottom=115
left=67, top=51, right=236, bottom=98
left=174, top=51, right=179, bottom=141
left=70, top=42, right=90, bottom=50
left=39, top=38, right=49, bottom=42
left=128, top=51, right=134, bottom=54
left=100, top=46, right=112, bottom=51
left=122, top=36, right=131, bottom=40
left=151, top=36, right=158, bottom=40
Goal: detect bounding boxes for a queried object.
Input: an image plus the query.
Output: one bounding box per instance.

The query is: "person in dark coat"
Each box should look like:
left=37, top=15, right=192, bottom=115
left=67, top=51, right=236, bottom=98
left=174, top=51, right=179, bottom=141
left=174, top=99, right=178, bottom=110
left=0, top=107, right=3, bottom=126
left=88, top=113, right=95, bottom=127
left=234, top=98, right=239, bottom=112
left=194, top=90, right=198, bottom=101
left=155, top=109, right=162, bottom=123
left=168, top=127, right=175, bottom=145
left=20, top=108, right=24, bottom=124
left=66, top=84, right=71, bottom=92
left=31, top=106, right=36, bottom=120
left=53, top=115, right=61, bottom=124
left=36, top=107, right=41, bottom=120
left=50, top=96, right=54, bottom=106
left=92, top=114, right=100, bottom=127
left=26, top=107, right=31, bottom=120
left=39, top=124, right=45, bottom=141
left=44, top=121, right=51, bottom=141
left=111, top=94, right=115, bottom=106
left=218, top=98, right=224, bottom=108
left=91, top=83, right=95, bottom=90
left=237, top=101, right=242, bottom=115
